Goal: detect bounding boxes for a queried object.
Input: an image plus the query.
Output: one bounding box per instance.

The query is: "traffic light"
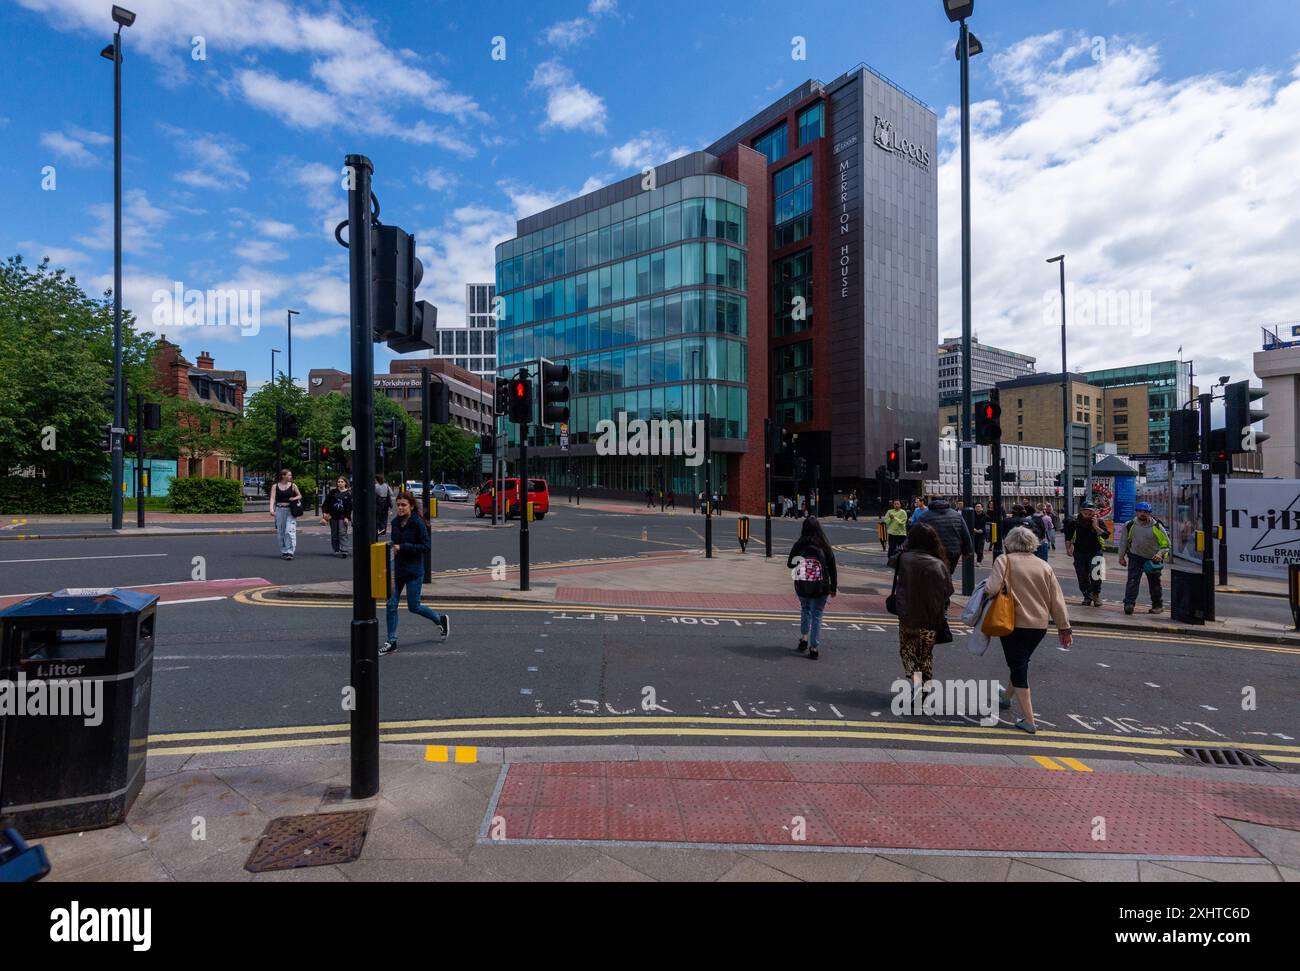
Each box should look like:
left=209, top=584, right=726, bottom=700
left=124, top=432, right=136, bottom=451
left=974, top=400, right=1002, bottom=445
left=1224, top=380, right=1269, bottom=454
left=1209, top=427, right=1230, bottom=475
left=1169, top=409, right=1199, bottom=454
left=480, top=434, right=494, bottom=455
left=769, top=423, right=792, bottom=456
left=372, top=224, right=438, bottom=353
left=904, top=438, right=927, bottom=473
left=276, top=408, right=298, bottom=439
left=298, top=440, right=311, bottom=462
left=319, top=444, right=330, bottom=462
left=395, top=423, right=407, bottom=455
left=540, top=360, right=571, bottom=427
left=431, top=381, right=450, bottom=425
left=508, top=370, right=533, bottom=425
left=381, top=417, right=397, bottom=450
left=494, top=377, right=512, bottom=416
left=142, top=402, right=162, bottom=431
left=99, top=424, right=112, bottom=452
left=887, top=444, right=900, bottom=476
left=793, top=455, right=808, bottom=482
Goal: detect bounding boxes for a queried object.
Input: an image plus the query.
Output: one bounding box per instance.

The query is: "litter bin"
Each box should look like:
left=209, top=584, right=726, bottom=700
left=0, top=588, right=158, bottom=838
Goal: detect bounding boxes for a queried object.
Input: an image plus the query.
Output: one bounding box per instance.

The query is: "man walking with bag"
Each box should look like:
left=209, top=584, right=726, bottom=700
left=1064, top=501, right=1110, bottom=607
left=1119, top=502, right=1171, bottom=614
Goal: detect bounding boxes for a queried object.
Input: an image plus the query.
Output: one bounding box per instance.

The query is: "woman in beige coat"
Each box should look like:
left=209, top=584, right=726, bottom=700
left=985, top=526, right=1073, bottom=733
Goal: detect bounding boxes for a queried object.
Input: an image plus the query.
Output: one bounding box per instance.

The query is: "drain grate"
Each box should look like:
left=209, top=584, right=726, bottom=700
left=244, top=810, right=372, bottom=873
left=1181, top=747, right=1278, bottom=770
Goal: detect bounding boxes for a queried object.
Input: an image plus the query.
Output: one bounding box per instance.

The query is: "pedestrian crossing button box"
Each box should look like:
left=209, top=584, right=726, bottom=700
left=0, top=588, right=158, bottom=838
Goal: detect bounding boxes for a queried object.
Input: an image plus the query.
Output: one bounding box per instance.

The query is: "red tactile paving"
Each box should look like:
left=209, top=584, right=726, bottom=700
left=554, top=588, right=880, bottom=614
left=490, top=760, right=1300, bottom=857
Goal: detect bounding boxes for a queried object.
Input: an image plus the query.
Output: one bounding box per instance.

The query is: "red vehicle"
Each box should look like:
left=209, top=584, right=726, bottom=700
left=475, top=477, right=550, bottom=520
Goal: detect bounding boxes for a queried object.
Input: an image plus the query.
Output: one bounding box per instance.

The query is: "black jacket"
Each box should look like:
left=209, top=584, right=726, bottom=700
left=918, top=500, right=973, bottom=563
left=787, top=538, right=837, bottom=597
left=891, top=550, right=953, bottom=629
left=1065, top=515, right=1110, bottom=559
left=389, top=514, right=430, bottom=581
left=324, top=488, right=353, bottom=520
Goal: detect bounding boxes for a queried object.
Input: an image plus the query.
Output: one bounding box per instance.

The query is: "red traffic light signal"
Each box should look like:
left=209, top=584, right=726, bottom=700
left=124, top=433, right=137, bottom=449
left=515, top=382, right=526, bottom=397
left=888, top=449, right=897, bottom=462
left=975, top=398, right=1002, bottom=445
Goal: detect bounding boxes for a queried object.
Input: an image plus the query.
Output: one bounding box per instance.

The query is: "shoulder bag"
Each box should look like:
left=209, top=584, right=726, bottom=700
left=980, top=554, right=1017, bottom=637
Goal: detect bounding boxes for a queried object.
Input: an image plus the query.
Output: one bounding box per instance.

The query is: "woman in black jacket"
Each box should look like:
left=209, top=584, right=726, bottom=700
left=888, top=523, right=953, bottom=693
left=321, top=476, right=353, bottom=558
left=787, top=516, right=838, bottom=660
left=380, top=492, right=449, bottom=656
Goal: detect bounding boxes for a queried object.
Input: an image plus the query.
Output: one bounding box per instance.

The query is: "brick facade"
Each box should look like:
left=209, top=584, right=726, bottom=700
left=150, top=337, right=246, bottom=481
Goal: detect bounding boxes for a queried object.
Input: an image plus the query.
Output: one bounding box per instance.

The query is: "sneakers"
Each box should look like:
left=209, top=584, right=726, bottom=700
left=1080, top=597, right=1093, bottom=607
left=1015, top=719, right=1037, bottom=735
left=1149, top=604, right=1164, bottom=614
left=439, top=616, right=450, bottom=639
left=1123, top=604, right=1135, bottom=615
left=808, top=645, right=819, bottom=660
left=796, top=639, right=808, bottom=654
left=379, top=641, right=397, bottom=656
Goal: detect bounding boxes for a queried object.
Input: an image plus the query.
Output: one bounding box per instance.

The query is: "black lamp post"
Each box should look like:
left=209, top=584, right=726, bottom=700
left=287, top=309, right=300, bottom=384
left=1047, top=255, right=1070, bottom=521
left=943, top=0, right=982, bottom=595
left=101, top=5, right=135, bottom=530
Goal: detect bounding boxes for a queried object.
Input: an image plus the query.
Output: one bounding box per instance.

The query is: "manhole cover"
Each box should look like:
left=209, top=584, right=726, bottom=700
left=244, top=810, right=372, bottom=873
left=1181, top=747, right=1278, bottom=770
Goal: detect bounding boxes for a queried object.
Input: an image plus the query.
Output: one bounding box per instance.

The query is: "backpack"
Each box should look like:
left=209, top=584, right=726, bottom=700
left=794, top=547, right=829, bottom=598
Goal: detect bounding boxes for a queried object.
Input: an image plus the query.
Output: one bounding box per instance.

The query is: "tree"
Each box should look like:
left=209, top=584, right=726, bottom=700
left=0, top=255, right=153, bottom=481
left=229, top=375, right=313, bottom=476
left=150, top=398, right=235, bottom=470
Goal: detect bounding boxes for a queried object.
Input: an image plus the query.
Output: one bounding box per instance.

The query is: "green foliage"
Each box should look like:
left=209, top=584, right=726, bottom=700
left=166, top=477, right=243, bottom=513
left=150, top=398, right=234, bottom=463
left=0, top=478, right=112, bottom=514
left=0, top=255, right=153, bottom=481
left=229, top=375, right=313, bottom=476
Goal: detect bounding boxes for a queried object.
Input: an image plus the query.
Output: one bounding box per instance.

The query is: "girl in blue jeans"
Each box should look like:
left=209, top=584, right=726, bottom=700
left=787, top=516, right=838, bottom=660
left=380, top=493, right=449, bottom=655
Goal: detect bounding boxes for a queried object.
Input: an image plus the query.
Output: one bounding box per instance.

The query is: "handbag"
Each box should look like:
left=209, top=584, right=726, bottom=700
left=885, top=559, right=900, bottom=615
left=935, top=614, right=953, bottom=645
left=289, top=497, right=304, bottom=518
left=966, top=596, right=994, bottom=656
left=980, top=554, right=1017, bottom=637
left=960, top=578, right=989, bottom=626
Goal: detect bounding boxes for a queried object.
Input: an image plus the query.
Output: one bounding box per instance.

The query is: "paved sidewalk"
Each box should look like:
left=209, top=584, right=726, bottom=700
left=32, top=743, right=1300, bottom=882
left=274, top=547, right=1300, bottom=646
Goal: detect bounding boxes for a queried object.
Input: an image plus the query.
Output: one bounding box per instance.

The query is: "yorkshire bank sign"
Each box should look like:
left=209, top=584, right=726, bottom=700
left=873, top=115, right=932, bottom=169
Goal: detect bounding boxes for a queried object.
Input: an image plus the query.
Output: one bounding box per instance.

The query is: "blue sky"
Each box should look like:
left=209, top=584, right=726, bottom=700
left=2, top=0, right=1296, bottom=391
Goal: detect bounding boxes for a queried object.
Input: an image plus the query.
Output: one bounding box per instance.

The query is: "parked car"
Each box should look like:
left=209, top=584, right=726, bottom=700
left=431, top=483, right=470, bottom=502
left=474, top=478, right=550, bottom=520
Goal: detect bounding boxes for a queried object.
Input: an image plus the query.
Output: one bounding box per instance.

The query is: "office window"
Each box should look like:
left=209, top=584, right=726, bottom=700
left=752, top=123, right=788, bottom=164
left=797, top=102, right=824, bottom=146
left=1113, top=397, right=1128, bottom=408
left=773, top=156, right=813, bottom=225
left=1113, top=414, right=1127, bottom=425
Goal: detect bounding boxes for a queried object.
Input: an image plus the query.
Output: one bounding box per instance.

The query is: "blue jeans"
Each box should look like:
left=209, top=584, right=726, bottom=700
left=386, top=575, right=445, bottom=643
left=799, top=595, right=828, bottom=647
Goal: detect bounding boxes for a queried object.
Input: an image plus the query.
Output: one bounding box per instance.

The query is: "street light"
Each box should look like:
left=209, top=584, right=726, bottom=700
left=943, top=0, right=974, bottom=20
left=271, top=348, right=280, bottom=384
left=943, top=0, right=983, bottom=596
left=287, top=309, right=300, bottom=384
left=954, top=33, right=983, bottom=59
left=103, top=5, right=136, bottom=531
left=1047, top=254, right=1070, bottom=521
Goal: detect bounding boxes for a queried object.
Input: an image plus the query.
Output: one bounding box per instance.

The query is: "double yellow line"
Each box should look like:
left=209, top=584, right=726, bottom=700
left=146, top=713, right=1300, bottom=765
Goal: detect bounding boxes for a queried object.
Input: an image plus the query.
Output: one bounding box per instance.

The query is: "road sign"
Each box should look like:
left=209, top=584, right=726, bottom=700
left=559, top=422, right=569, bottom=450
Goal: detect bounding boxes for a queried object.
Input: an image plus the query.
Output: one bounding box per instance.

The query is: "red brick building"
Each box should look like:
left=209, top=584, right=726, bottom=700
left=151, top=337, right=246, bottom=480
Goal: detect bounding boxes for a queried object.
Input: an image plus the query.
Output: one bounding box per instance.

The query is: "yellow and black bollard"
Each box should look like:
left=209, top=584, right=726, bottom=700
left=737, top=515, right=750, bottom=553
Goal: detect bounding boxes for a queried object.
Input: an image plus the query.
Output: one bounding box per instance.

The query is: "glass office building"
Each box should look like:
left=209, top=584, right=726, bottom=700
left=1082, top=361, right=1192, bottom=453
left=495, top=159, right=752, bottom=497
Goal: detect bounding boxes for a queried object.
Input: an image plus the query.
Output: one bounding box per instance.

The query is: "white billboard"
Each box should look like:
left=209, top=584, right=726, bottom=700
left=1226, top=479, right=1300, bottom=578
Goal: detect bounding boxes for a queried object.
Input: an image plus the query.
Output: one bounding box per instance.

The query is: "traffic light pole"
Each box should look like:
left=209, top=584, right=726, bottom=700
left=421, top=367, right=432, bottom=584
left=763, top=418, right=772, bottom=558
left=990, top=441, right=1004, bottom=558
left=704, top=412, right=713, bottom=558
left=110, top=27, right=124, bottom=532
left=1199, top=391, right=1215, bottom=622
left=519, top=437, right=530, bottom=591
left=958, top=19, right=975, bottom=598
left=1218, top=468, right=1228, bottom=587
left=274, top=404, right=283, bottom=482
left=135, top=393, right=145, bottom=528
left=344, top=153, right=379, bottom=800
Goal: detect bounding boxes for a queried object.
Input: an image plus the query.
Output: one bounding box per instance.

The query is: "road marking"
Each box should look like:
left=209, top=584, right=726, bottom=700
left=149, top=726, right=1188, bottom=759
left=234, top=588, right=1300, bottom=655
left=1032, top=756, right=1066, bottom=770
left=425, top=745, right=449, bottom=762
left=159, top=597, right=227, bottom=606
left=1058, top=757, right=1092, bottom=772
left=0, top=553, right=169, bottom=565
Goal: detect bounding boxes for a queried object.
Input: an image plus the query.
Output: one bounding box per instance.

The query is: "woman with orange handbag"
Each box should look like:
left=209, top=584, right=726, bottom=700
left=983, top=526, right=1072, bottom=734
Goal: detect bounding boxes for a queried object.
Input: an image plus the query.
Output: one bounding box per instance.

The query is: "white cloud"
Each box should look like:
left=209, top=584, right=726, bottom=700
left=544, top=18, right=595, bottom=48
left=414, top=204, right=516, bottom=328
left=936, top=34, right=1300, bottom=389
left=259, top=220, right=297, bottom=239
left=21, top=1, right=487, bottom=147
left=235, top=240, right=288, bottom=263
left=18, top=241, right=88, bottom=269
left=39, top=130, right=99, bottom=165
left=530, top=61, right=607, bottom=134
left=415, top=168, right=457, bottom=192
left=608, top=132, right=693, bottom=172
left=77, top=189, right=171, bottom=255
left=159, top=124, right=250, bottom=191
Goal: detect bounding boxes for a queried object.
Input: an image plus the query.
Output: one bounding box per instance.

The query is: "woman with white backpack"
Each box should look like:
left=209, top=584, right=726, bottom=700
left=787, top=517, right=837, bottom=660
